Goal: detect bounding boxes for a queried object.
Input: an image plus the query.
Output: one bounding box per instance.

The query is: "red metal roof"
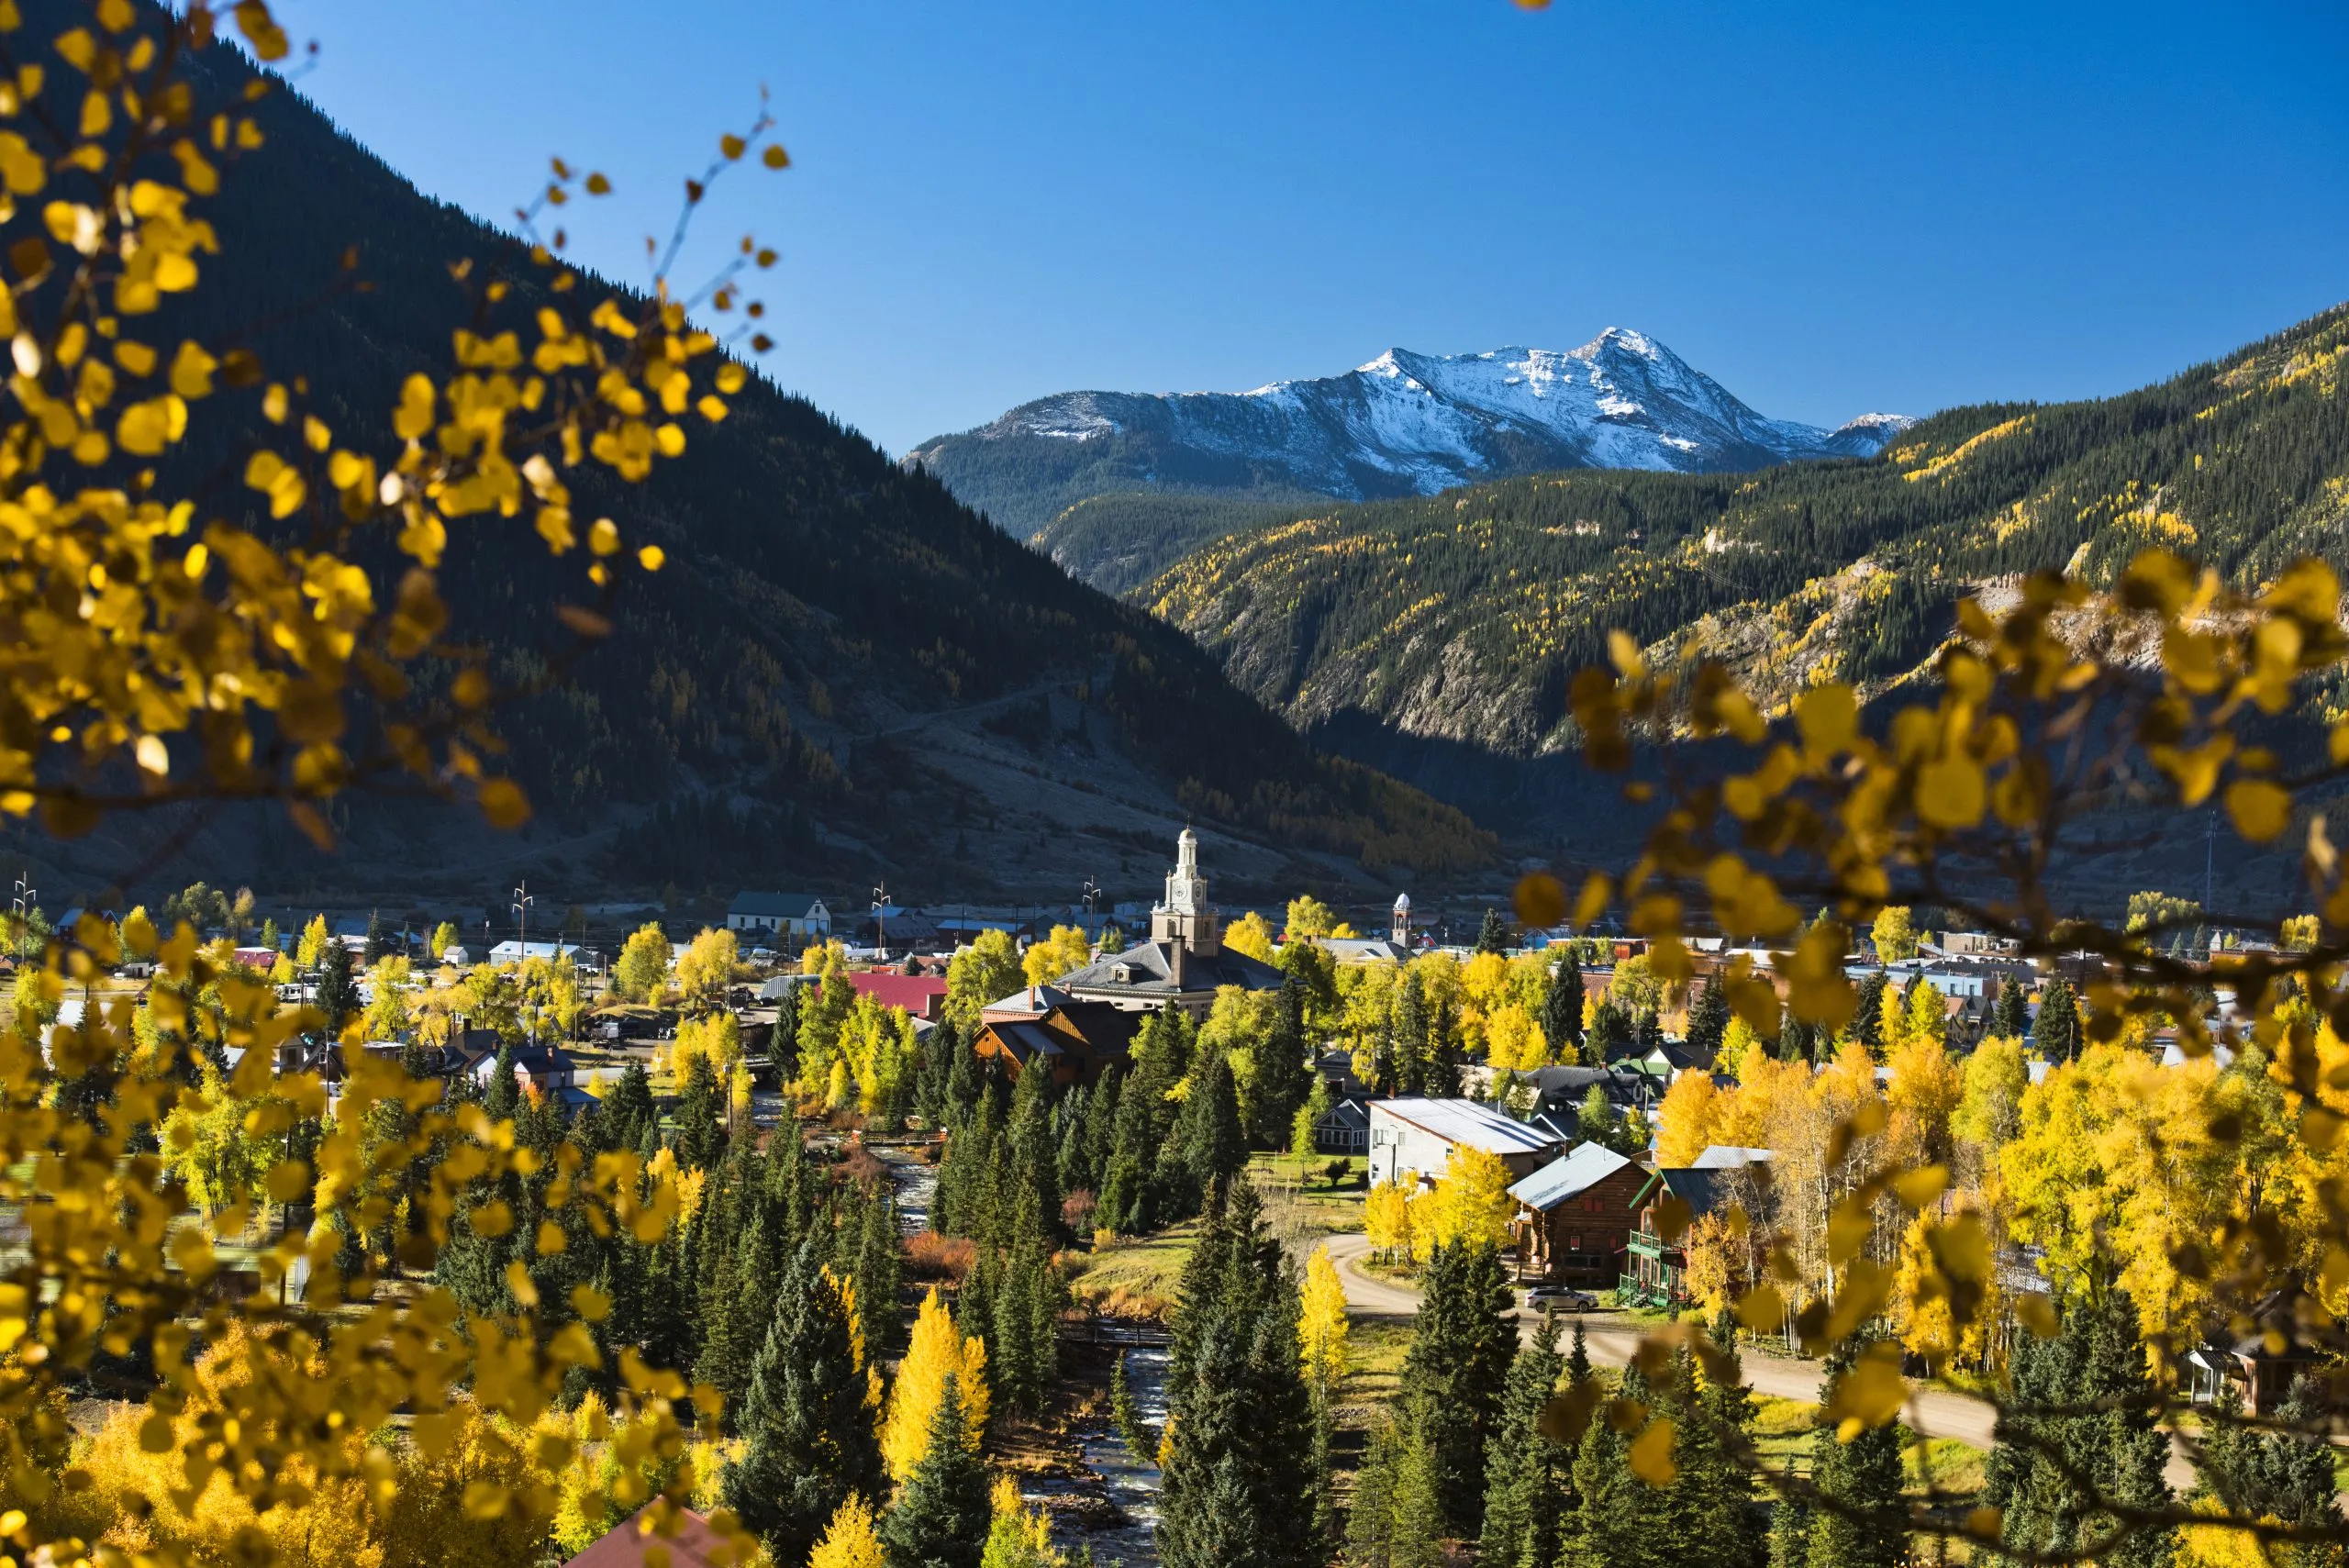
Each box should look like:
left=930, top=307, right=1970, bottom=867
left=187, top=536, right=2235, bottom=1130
left=845, top=971, right=950, bottom=1020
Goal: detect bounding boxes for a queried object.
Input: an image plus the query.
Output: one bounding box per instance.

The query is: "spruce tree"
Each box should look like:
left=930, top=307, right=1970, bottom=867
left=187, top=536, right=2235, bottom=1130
left=2194, top=1377, right=2343, bottom=1568
left=1806, top=1340, right=1901, bottom=1568
left=1160, top=1051, right=1245, bottom=1220
left=674, top=1051, right=728, bottom=1171
left=724, top=1239, right=885, bottom=1563
left=1080, top=1062, right=1120, bottom=1195
left=1566, top=1317, right=1591, bottom=1385
left=1990, top=975, right=2031, bottom=1040
left=1348, top=1407, right=1443, bottom=1568
left=1850, top=971, right=1887, bottom=1052
left=1392, top=969, right=1429, bottom=1094
left=1158, top=1184, right=1317, bottom=1568
left=1557, top=1360, right=1675, bottom=1568
left=316, top=933, right=360, bottom=1036
left=1401, top=1240, right=1516, bottom=1539
left=878, top=1373, right=990, bottom=1568
left=1000, top=1051, right=1062, bottom=1245
left=1480, top=1310, right=1569, bottom=1568
left=2035, top=977, right=2082, bottom=1062
left=1686, top=1316, right=1765, bottom=1568
left=1544, top=951, right=1586, bottom=1065
left=1685, top=974, right=1731, bottom=1065
left=484, top=1040, right=519, bottom=1123
left=603, top=1062, right=657, bottom=1156
left=1982, top=1289, right=2174, bottom=1568
left=852, top=1184, right=904, bottom=1360
left=1254, top=973, right=1313, bottom=1142
left=1477, top=907, right=1509, bottom=955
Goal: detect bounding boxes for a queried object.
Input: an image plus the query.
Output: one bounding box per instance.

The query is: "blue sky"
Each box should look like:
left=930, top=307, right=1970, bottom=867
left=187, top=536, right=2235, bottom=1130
left=283, top=0, right=2349, bottom=455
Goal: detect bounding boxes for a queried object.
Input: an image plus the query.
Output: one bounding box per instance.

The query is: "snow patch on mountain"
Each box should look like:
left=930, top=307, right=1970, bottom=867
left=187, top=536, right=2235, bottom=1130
left=905, top=329, right=1913, bottom=533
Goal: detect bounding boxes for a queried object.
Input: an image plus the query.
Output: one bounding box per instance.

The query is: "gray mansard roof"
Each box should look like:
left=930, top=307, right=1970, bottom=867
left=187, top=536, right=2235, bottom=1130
left=1056, top=939, right=1284, bottom=1000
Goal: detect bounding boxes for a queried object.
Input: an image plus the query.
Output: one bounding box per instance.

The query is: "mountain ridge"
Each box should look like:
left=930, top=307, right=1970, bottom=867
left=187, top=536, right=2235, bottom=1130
left=904, top=328, right=1912, bottom=537
left=0, top=6, right=1496, bottom=910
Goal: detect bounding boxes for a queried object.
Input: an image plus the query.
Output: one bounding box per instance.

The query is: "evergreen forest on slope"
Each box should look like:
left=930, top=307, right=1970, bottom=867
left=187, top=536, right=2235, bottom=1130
left=1136, top=306, right=2349, bottom=768
left=3, top=3, right=1493, bottom=905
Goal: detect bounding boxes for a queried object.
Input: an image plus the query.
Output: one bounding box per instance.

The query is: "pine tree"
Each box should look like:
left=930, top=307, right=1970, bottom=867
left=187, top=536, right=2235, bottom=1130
left=1392, top=968, right=1429, bottom=1095
left=1982, top=1288, right=2174, bottom=1568
left=1990, top=975, right=2030, bottom=1040
left=724, top=1239, right=885, bottom=1563
left=674, top=1051, right=727, bottom=1171
left=2035, top=977, right=2082, bottom=1062
left=1000, top=1052, right=1062, bottom=1246
left=878, top=1373, right=990, bottom=1568
left=1348, top=1407, right=1443, bottom=1568
left=1401, top=1240, right=1517, bottom=1539
left=363, top=907, right=387, bottom=962
left=1158, top=1184, right=1318, bottom=1568
left=2194, top=1378, right=2343, bottom=1568
left=1557, top=1361, right=1675, bottom=1568
left=1160, top=1050, right=1245, bottom=1220
left=1254, top=973, right=1313, bottom=1143
left=1850, top=971, right=1887, bottom=1053
left=1477, top=907, right=1509, bottom=955
left=1544, top=951, right=1586, bottom=1066
left=1480, top=1310, right=1568, bottom=1568
left=1686, top=975, right=1731, bottom=1065
left=316, top=934, right=360, bottom=1036
left=484, top=1040, right=519, bottom=1123
left=1566, top=1317, right=1592, bottom=1385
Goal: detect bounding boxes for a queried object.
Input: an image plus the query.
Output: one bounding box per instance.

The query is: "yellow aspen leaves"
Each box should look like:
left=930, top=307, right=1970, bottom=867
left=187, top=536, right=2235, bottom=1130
left=1626, top=1418, right=1676, bottom=1485
left=1913, top=752, right=1985, bottom=828
left=1823, top=1339, right=1908, bottom=1440
left=2224, top=776, right=2292, bottom=841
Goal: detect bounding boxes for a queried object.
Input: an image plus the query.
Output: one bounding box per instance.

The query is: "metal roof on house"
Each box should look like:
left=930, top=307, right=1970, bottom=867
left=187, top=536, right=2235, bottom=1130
left=1056, top=939, right=1284, bottom=998
left=1692, top=1145, right=1774, bottom=1169
left=1372, top=1097, right=1559, bottom=1157
left=1508, top=1141, right=1636, bottom=1211
left=726, top=891, right=828, bottom=918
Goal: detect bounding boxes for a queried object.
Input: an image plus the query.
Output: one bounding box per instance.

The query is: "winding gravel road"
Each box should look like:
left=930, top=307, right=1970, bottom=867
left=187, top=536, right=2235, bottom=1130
left=1315, top=1229, right=2198, bottom=1489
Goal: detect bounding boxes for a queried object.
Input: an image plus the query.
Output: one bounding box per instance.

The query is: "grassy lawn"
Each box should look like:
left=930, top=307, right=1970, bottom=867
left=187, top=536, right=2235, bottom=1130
left=1067, top=1220, right=1200, bottom=1319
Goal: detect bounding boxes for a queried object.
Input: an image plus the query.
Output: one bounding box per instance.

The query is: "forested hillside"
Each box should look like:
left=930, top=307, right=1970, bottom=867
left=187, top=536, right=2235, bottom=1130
left=1142, top=306, right=2349, bottom=764
left=7, top=7, right=1491, bottom=906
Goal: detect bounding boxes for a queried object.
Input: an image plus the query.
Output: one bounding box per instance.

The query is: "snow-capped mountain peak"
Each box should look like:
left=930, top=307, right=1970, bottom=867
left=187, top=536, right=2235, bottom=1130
left=905, top=331, right=1910, bottom=535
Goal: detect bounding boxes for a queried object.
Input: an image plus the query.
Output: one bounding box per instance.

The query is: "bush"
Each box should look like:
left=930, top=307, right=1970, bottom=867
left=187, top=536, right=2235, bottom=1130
left=906, top=1232, right=976, bottom=1282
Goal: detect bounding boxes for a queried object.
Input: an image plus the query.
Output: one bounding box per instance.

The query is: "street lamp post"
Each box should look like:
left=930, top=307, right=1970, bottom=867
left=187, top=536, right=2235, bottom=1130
left=1082, top=878, right=1100, bottom=945
left=872, top=883, right=888, bottom=959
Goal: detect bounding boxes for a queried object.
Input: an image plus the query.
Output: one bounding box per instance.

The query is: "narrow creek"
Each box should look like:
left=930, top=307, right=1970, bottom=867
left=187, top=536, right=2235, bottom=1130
left=1024, top=1319, right=1168, bottom=1568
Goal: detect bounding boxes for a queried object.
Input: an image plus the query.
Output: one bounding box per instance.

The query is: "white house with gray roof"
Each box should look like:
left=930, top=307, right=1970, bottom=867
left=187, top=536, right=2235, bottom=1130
left=726, top=892, right=831, bottom=940
left=1368, top=1097, right=1563, bottom=1189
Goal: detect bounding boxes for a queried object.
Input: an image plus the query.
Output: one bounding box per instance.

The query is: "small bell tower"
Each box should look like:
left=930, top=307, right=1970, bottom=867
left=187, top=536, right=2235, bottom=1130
left=1151, top=828, right=1223, bottom=957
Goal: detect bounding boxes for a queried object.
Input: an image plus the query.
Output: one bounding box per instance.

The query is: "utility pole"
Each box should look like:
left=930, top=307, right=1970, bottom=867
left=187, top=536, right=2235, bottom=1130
left=1082, top=877, right=1100, bottom=944
left=872, top=883, right=888, bottom=958
left=9, top=872, right=33, bottom=962
left=512, top=882, right=535, bottom=1045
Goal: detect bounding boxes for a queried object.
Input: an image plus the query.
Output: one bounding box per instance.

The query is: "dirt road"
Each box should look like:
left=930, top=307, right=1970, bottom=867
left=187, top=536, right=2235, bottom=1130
left=1317, top=1229, right=2197, bottom=1489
